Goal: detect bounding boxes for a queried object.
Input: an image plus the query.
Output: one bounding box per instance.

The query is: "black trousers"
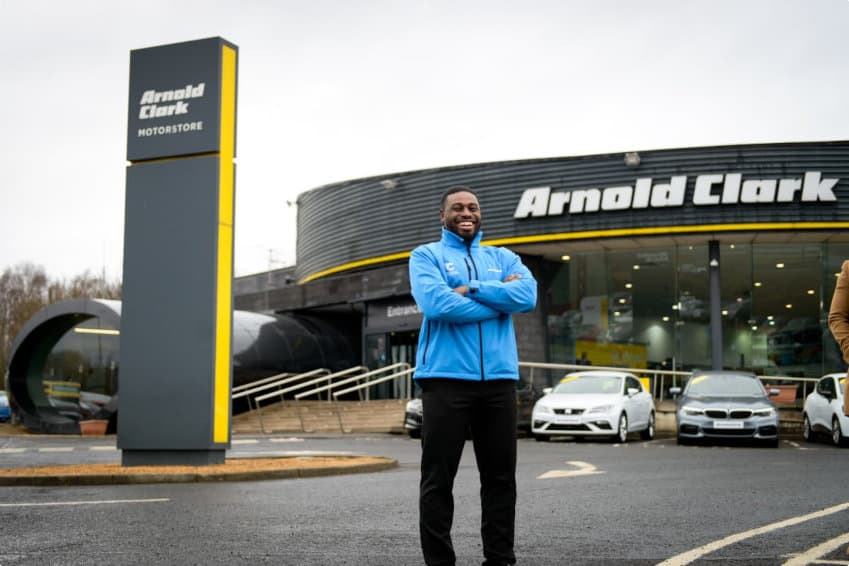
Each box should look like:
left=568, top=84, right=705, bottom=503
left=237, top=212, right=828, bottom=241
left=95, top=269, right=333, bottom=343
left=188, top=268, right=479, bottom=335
left=419, top=378, right=517, bottom=566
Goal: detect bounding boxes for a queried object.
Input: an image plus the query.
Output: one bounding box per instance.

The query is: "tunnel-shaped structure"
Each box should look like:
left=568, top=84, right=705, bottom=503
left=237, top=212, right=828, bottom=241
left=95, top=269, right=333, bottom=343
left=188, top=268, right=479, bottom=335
left=5, top=299, right=356, bottom=434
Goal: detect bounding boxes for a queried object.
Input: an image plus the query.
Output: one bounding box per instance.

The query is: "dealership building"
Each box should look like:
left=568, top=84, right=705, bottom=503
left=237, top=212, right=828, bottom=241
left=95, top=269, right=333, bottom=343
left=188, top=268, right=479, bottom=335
left=236, top=140, right=849, bottom=384
left=7, top=140, right=849, bottom=432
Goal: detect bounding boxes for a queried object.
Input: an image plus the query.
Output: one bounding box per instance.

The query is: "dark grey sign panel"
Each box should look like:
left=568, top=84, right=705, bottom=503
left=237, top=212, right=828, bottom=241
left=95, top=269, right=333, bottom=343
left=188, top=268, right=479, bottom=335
left=118, top=157, right=225, bottom=462
left=127, top=37, right=234, bottom=162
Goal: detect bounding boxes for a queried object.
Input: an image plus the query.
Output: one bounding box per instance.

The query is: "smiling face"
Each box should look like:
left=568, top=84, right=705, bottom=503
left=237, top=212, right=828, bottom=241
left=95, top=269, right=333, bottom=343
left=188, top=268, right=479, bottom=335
left=441, top=190, right=481, bottom=241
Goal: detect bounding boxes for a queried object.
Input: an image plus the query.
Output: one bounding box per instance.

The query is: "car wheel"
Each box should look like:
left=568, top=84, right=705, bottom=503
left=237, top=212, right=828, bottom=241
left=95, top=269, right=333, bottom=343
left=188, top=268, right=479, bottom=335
left=614, top=413, right=628, bottom=443
left=802, top=414, right=813, bottom=443
left=534, top=434, right=550, bottom=442
left=676, top=434, right=689, bottom=446
left=640, top=412, right=656, bottom=441
left=832, top=416, right=846, bottom=447
left=408, top=429, right=421, bottom=439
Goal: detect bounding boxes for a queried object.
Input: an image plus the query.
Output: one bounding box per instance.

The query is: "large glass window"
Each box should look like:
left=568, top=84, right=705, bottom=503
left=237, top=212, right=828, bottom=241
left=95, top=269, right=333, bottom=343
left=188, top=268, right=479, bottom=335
left=541, top=240, right=849, bottom=381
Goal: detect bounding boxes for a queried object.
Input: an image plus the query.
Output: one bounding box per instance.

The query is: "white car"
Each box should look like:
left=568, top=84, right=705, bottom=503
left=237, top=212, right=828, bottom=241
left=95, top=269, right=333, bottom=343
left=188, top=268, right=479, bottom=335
left=802, top=373, right=849, bottom=447
left=531, top=370, right=655, bottom=442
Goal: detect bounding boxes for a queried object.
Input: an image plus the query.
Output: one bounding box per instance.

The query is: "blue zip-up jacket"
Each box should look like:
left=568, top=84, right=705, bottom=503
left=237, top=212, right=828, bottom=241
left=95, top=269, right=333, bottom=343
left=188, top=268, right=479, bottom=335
left=410, top=228, right=537, bottom=381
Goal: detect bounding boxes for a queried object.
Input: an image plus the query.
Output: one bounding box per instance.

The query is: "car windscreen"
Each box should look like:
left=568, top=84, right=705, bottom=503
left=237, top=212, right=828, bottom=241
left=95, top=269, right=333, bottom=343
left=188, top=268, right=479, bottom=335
left=554, top=375, right=622, bottom=394
left=686, top=375, right=765, bottom=397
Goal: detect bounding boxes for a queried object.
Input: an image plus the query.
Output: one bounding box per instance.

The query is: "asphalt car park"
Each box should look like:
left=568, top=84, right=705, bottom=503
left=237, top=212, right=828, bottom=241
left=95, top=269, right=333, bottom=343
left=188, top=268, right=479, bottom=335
left=4, top=433, right=849, bottom=565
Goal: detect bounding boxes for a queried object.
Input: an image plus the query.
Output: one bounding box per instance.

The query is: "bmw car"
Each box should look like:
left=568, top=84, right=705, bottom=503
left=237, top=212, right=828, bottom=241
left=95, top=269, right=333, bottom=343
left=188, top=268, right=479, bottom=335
left=802, top=372, right=849, bottom=447
left=670, top=371, right=779, bottom=447
left=531, top=370, right=655, bottom=442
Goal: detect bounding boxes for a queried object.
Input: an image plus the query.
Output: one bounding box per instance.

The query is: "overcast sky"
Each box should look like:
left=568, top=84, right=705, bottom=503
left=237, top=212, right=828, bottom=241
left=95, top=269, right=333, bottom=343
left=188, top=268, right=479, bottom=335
left=1, top=0, right=847, bottom=281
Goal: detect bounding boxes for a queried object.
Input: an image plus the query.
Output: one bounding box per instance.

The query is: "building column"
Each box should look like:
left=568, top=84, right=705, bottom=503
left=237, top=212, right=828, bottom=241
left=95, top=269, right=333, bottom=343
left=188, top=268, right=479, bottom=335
left=709, top=240, right=723, bottom=370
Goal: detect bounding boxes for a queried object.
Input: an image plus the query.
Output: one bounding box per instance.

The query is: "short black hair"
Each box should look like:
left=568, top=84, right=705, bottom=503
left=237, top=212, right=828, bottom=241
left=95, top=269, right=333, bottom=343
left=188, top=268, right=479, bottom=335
left=440, top=185, right=479, bottom=209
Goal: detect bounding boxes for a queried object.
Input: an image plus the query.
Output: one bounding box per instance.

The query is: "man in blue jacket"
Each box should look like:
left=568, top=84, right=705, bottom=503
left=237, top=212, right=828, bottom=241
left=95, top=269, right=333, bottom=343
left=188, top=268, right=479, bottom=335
left=410, top=186, right=537, bottom=566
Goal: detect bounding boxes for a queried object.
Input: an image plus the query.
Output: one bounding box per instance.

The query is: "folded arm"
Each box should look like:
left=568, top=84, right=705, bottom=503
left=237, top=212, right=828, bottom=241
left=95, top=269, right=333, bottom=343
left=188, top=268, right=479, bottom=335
left=409, top=247, right=502, bottom=323
left=461, top=251, right=537, bottom=314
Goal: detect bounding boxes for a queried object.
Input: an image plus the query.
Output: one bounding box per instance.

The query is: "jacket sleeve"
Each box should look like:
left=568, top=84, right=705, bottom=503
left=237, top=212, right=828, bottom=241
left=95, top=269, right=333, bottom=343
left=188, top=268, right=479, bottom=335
left=410, top=246, right=499, bottom=323
left=409, top=246, right=502, bottom=323
left=469, top=249, right=537, bottom=314
left=829, top=260, right=849, bottom=364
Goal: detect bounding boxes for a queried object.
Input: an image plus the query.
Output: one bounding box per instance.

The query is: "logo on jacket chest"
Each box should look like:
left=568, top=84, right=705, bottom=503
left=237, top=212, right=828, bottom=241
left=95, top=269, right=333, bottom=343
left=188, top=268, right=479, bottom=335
left=445, top=261, right=460, bottom=275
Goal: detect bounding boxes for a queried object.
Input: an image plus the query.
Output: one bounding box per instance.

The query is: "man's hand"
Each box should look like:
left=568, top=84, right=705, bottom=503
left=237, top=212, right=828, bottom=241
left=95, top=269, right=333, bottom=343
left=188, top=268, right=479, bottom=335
left=454, top=274, right=521, bottom=295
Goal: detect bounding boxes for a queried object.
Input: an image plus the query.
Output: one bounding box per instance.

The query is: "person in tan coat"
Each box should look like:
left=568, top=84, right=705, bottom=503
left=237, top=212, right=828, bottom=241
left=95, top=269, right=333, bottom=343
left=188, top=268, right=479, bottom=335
left=828, top=260, right=849, bottom=416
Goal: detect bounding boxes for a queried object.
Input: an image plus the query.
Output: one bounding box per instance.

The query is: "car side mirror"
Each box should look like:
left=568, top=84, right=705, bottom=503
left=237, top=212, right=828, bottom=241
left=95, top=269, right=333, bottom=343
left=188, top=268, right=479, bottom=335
left=769, top=389, right=780, bottom=397
left=627, top=387, right=639, bottom=397
left=542, top=387, right=553, bottom=395
left=669, top=387, right=682, bottom=397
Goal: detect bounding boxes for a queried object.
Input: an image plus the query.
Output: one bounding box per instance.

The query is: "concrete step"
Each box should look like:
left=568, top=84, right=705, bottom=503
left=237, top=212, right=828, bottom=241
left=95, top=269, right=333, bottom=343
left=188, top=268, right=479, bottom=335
left=231, top=399, right=407, bottom=434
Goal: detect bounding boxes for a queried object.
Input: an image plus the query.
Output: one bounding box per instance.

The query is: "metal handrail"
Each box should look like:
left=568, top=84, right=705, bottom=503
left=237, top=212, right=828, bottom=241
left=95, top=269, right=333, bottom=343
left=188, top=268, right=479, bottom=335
left=254, top=366, right=369, bottom=405
left=254, top=366, right=370, bottom=433
left=234, top=368, right=330, bottom=410
left=294, top=363, right=411, bottom=401
left=519, top=361, right=824, bottom=405
left=330, top=367, right=415, bottom=432
left=332, top=367, right=415, bottom=399
left=232, top=373, right=290, bottom=394
left=519, top=361, right=691, bottom=402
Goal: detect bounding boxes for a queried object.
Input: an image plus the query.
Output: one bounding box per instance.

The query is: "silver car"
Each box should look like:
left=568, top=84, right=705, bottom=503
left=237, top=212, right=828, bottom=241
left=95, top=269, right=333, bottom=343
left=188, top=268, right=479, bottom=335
left=670, top=371, right=780, bottom=447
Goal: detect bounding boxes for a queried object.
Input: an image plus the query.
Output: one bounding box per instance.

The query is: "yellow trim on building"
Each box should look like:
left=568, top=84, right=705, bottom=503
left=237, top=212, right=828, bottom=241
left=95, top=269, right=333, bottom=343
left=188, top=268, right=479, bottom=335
left=483, top=221, right=849, bottom=247
left=214, top=44, right=237, bottom=445
left=299, top=221, right=849, bottom=284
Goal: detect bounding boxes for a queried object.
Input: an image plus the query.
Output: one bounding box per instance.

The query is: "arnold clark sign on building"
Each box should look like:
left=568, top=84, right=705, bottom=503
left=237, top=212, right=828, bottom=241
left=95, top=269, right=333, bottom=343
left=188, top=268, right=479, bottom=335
left=127, top=37, right=234, bottom=161
left=513, top=171, right=839, bottom=218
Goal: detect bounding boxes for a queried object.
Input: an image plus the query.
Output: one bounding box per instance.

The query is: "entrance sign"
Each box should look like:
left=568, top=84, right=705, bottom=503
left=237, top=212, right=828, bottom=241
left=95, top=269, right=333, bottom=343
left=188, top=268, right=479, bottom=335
left=118, top=37, right=238, bottom=466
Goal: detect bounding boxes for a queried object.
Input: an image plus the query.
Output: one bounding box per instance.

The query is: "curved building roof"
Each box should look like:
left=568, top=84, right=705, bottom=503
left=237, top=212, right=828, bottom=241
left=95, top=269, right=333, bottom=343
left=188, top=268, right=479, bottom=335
left=295, top=140, right=849, bottom=282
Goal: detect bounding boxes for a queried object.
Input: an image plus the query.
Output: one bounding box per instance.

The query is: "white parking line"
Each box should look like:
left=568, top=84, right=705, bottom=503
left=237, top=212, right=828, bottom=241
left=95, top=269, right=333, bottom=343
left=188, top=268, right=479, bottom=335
left=231, top=439, right=259, bottom=445
left=38, top=447, right=74, bottom=453
left=657, top=502, right=849, bottom=566
left=269, top=438, right=305, bottom=443
left=0, top=448, right=26, bottom=454
left=0, top=498, right=170, bottom=508
left=89, top=446, right=117, bottom=451
left=240, top=450, right=355, bottom=457
left=782, top=531, right=849, bottom=565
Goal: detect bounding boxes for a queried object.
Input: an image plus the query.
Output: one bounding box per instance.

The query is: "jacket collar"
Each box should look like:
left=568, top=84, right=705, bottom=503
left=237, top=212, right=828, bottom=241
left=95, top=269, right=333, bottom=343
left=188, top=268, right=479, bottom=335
left=441, top=227, right=483, bottom=249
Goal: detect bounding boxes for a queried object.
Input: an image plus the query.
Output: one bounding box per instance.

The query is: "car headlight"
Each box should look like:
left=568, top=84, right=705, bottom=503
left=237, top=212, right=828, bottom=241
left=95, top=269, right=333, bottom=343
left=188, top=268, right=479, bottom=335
left=587, top=405, right=614, bottom=414
left=752, top=407, right=775, bottom=417
left=682, top=407, right=705, bottom=416
left=534, top=404, right=553, bottom=415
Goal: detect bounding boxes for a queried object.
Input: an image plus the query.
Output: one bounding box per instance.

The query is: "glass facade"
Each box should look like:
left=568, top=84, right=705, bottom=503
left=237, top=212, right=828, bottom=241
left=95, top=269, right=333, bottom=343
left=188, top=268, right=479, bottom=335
left=39, top=322, right=120, bottom=421
left=543, top=241, right=849, bottom=378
